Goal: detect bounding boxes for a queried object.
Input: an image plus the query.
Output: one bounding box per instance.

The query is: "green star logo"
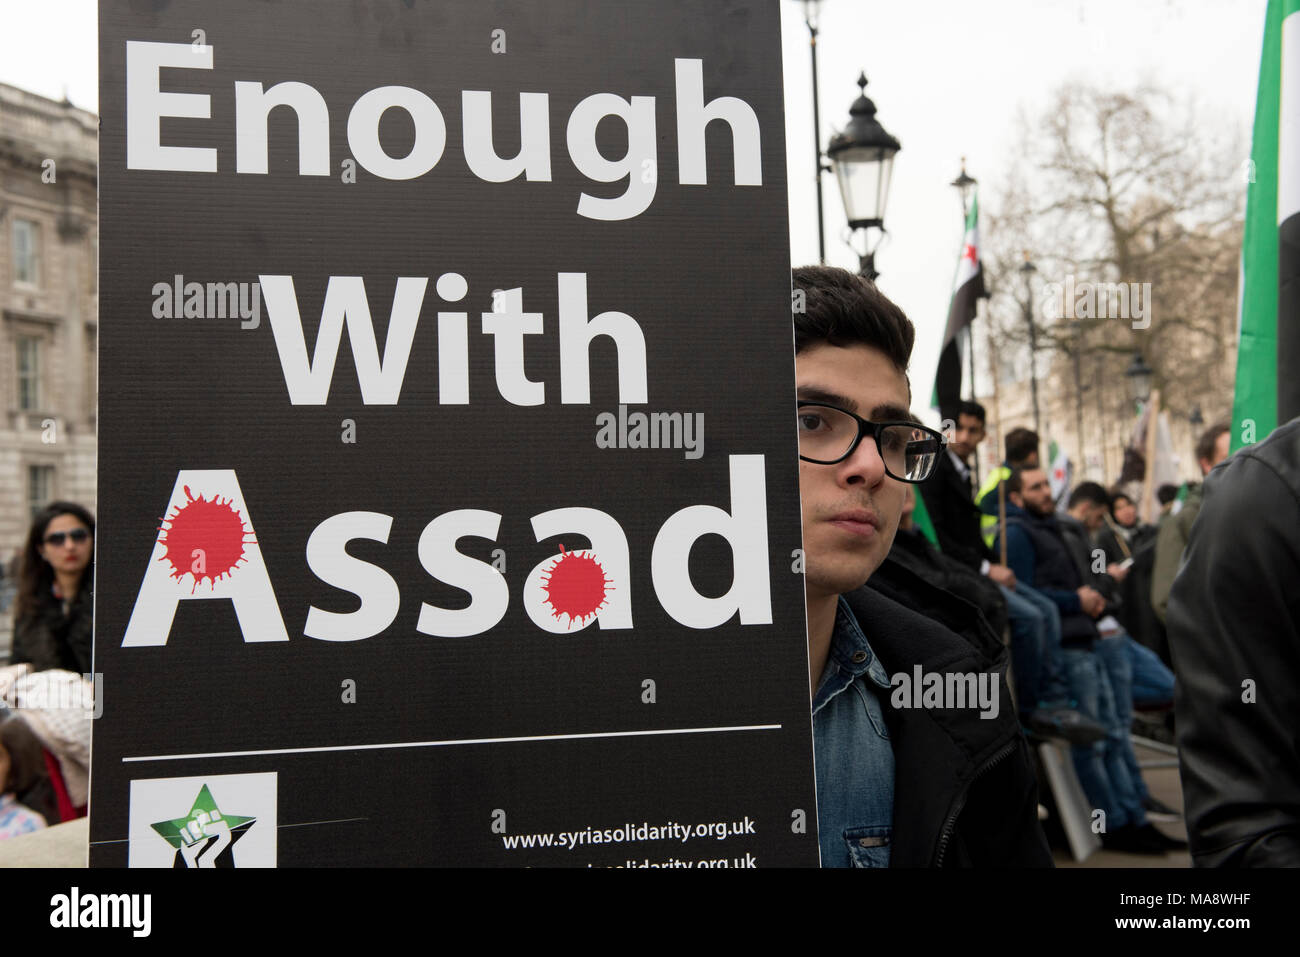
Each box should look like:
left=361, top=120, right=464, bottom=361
left=151, top=784, right=256, bottom=849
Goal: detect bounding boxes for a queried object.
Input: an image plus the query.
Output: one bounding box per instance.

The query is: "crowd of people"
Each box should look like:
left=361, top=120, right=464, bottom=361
left=1, top=266, right=1294, bottom=869
left=795, top=265, right=1298, bottom=867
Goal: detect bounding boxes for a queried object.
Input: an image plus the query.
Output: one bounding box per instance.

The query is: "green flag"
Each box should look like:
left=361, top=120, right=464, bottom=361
left=912, top=486, right=940, bottom=548
left=1232, top=0, right=1300, bottom=449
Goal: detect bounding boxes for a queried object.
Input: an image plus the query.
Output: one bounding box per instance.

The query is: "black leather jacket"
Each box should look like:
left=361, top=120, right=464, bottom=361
left=848, top=567, right=1053, bottom=867
left=1168, top=416, right=1300, bottom=867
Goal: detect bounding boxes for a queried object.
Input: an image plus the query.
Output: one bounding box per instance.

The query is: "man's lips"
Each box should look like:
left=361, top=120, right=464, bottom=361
left=826, top=509, right=880, bottom=537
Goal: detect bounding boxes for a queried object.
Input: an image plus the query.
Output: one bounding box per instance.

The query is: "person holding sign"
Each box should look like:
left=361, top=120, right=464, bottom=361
left=793, top=266, right=1051, bottom=867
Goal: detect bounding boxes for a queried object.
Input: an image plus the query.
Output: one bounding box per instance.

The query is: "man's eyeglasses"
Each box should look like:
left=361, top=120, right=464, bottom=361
left=797, top=401, right=944, bottom=483
left=44, top=528, right=91, bottom=547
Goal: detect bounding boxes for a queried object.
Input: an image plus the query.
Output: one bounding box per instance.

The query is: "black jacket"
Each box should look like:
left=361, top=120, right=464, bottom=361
left=844, top=574, right=1053, bottom=867
left=885, top=527, right=1009, bottom=638
left=1058, top=514, right=1121, bottom=614
left=1002, top=506, right=1098, bottom=648
left=1168, top=416, right=1300, bottom=867
left=920, top=452, right=996, bottom=572
left=11, top=585, right=93, bottom=674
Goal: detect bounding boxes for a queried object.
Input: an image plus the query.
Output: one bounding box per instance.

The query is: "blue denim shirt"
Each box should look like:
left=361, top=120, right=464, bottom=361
left=813, top=596, right=895, bottom=867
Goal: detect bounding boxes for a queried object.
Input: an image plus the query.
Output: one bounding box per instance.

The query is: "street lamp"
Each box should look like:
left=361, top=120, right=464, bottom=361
left=790, top=1, right=829, bottom=264
left=1125, top=353, right=1154, bottom=405
left=827, top=73, right=901, bottom=280
left=1018, top=254, right=1041, bottom=435
left=950, top=157, right=976, bottom=218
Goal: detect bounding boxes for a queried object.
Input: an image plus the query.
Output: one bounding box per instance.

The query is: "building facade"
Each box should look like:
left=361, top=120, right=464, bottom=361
left=0, top=82, right=97, bottom=581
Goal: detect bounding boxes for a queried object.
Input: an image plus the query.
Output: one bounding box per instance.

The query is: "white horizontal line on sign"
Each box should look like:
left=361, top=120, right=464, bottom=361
left=123, top=724, right=783, bottom=763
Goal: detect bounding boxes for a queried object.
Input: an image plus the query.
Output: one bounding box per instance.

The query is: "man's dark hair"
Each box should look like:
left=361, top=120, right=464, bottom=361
left=1195, top=421, right=1231, bottom=465
left=1004, top=428, right=1040, bottom=466
left=1155, top=484, right=1178, bottom=506
left=1068, top=481, right=1110, bottom=509
left=1006, top=467, right=1025, bottom=497
left=958, top=401, right=987, bottom=425
left=792, top=266, right=915, bottom=381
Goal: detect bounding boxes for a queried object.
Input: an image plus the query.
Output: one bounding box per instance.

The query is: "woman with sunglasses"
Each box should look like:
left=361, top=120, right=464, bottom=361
left=10, top=502, right=95, bottom=674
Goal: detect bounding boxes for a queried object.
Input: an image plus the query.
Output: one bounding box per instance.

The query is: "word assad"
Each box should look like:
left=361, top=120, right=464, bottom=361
left=125, top=42, right=763, bottom=220
left=122, top=461, right=773, bottom=648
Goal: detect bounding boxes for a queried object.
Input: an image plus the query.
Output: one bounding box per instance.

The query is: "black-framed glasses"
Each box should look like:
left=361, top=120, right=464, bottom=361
left=44, top=528, right=90, bottom=547
left=797, top=401, right=944, bottom=482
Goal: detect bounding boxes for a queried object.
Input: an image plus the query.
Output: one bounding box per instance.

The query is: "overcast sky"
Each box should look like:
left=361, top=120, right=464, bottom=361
left=0, top=0, right=1268, bottom=411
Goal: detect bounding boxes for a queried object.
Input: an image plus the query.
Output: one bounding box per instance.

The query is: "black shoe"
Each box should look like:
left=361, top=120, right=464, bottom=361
left=1136, top=823, right=1188, bottom=851
left=1142, top=795, right=1182, bottom=823
left=1025, top=706, right=1107, bottom=746
left=1100, top=824, right=1169, bottom=855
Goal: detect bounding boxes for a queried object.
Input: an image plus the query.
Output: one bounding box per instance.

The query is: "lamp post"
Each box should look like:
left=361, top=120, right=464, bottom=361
left=1125, top=352, right=1154, bottom=406
left=827, top=73, right=901, bottom=279
left=950, top=157, right=976, bottom=218
left=1019, top=254, right=1041, bottom=435
left=791, top=0, right=829, bottom=264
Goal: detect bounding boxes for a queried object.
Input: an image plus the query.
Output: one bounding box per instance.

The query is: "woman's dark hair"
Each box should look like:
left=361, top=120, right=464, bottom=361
left=792, top=266, right=915, bottom=382
left=14, top=501, right=95, bottom=623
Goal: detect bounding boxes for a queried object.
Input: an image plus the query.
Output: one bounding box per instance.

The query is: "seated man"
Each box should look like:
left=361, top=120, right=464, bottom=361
left=998, top=468, right=1183, bottom=854
left=792, top=265, right=1050, bottom=867
left=1061, top=482, right=1178, bottom=823
left=956, top=427, right=1096, bottom=743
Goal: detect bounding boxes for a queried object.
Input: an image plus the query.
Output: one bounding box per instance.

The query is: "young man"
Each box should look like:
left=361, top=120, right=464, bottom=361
left=793, top=266, right=1051, bottom=867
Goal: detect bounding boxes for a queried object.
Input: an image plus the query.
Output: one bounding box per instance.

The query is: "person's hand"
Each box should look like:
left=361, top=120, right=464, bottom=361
left=1106, top=562, right=1130, bottom=582
left=987, top=564, right=1017, bottom=587
left=1076, top=586, right=1105, bottom=617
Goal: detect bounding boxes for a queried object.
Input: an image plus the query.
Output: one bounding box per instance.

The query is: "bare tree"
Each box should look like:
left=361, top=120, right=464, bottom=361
left=979, top=81, right=1244, bottom=476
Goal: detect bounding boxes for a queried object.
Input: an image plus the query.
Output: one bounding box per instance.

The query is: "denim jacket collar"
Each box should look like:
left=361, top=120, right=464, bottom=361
left=813, top=596, right=892, bottom=715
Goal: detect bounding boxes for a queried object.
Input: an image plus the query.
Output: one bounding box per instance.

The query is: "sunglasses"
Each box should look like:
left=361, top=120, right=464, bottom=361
left=44, top=528, right=91, bottom=547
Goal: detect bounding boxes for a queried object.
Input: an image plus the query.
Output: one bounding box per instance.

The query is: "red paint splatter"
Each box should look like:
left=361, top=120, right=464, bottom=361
left=157, top=485, right=254, bottom=593
left=541, top=544, right=612, bottom=628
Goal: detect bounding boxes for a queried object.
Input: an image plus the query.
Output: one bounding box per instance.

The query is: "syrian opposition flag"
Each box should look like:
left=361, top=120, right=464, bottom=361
left=932, top=192, right=987, bottom=417
left=1047, top=439, right=1072, bottom=512
left=1232, top=0, right=1300, bottom=447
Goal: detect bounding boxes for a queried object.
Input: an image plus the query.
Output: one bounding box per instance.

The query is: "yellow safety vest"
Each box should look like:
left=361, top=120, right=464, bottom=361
left=977, top=465, right=1011, bottom=549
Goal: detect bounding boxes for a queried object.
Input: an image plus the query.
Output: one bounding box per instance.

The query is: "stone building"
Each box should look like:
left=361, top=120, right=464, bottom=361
left=0, top=82, right=98, bottom=581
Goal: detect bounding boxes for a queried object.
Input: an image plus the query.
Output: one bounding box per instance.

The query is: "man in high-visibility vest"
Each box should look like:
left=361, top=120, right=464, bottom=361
left=978, top=427, right=1041, bottom=549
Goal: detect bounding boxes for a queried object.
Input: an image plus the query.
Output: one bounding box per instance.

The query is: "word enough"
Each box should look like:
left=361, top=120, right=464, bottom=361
left=126, top=43, right=763, bottom=221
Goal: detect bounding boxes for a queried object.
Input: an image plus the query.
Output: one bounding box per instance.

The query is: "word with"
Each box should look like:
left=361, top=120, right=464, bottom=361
left=261, top=272, right=646, bottom=406
left=889, top=665, right=999, bottom=720
left=1041, top=275, right=1152, bottom=329
left=595, top=405, right=704, bottom=459
left=152, top=275, right=261, bottom=328
left=125, top=42, right=761, bottom=221
left=49, top=888, right=150, bottom=938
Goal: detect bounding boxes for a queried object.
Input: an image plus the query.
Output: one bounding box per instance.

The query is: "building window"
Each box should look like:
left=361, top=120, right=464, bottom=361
left=28, top=465, right=54, bottom=521
left=13, top=218, right=42, bottom=287
left=17, top=335, right=41, bottom=411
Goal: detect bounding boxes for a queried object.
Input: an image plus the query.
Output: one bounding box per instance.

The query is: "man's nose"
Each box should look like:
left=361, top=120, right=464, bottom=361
left=837, top=433, right=887, bottom=486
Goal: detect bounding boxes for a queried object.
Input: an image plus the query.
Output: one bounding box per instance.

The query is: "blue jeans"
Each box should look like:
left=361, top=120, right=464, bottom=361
left=1125, top=635, right=1175, bottom=708
left=1063, top=645, right=1147, bottom=830
left=1095, top=635, right=1153, bottom=803
left=1000, top=582, right=1070, bottom=713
